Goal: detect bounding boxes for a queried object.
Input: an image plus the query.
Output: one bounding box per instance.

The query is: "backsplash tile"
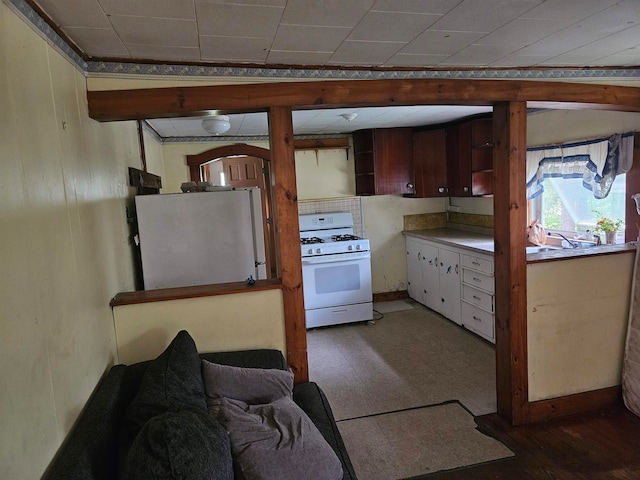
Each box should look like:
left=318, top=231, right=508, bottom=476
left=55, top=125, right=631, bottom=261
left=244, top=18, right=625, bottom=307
left=403, top=213, right=447, bottom=231
left=298, top=197, right=364, bottom=238
left=448, top=212, right=494, bottom=229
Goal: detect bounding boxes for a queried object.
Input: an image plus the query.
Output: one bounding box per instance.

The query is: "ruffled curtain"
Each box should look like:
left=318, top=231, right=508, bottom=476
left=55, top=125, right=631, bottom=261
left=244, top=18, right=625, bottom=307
left=526, top=133, right=634, bottom=200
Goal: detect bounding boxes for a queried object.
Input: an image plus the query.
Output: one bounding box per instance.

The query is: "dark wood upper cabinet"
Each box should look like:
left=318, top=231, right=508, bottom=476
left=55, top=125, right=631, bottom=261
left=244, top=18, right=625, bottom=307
left=413, top=129, right=447, bottom=197
left=444, top=117, right=494, bottom=197
left=353, top=128, right=414, bottom=196
left=445, top=121, right=472, bottom=196
left=469, top=118, right=494, bottom=196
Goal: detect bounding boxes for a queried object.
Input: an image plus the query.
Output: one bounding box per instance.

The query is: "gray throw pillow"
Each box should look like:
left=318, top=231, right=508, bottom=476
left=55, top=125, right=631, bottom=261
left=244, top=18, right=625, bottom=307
left=201, top=359, right=293, bottom=406
left=122, top=408, right=233, bottom=480
left=209, top=396, right=343, bottom=480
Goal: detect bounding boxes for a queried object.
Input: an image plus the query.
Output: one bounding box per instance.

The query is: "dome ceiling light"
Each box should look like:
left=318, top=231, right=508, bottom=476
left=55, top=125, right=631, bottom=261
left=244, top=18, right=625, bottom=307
left=202, top=115, right=231, bottom=135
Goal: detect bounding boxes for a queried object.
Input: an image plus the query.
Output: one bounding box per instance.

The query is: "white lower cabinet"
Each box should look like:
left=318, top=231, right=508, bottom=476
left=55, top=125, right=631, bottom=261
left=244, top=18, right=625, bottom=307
left=406, top=236, right=495, bottom=343
left=460, top=251, right=495, bottom=343
left=405, top=237, right=461, bottom=326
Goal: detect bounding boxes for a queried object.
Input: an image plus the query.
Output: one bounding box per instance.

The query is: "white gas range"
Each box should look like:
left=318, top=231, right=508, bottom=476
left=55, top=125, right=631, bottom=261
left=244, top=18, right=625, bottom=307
left=299, top=212, right=373, bottom=328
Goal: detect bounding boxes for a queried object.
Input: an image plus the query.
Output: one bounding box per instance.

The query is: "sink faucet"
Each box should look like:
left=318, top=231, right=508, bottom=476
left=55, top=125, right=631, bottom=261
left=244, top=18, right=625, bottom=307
left=555, top=232, right=579, bottom=248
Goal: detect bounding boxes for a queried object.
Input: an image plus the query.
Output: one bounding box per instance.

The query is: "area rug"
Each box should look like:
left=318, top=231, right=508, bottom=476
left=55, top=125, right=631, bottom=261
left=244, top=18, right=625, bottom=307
left=373, top=300, right=415, bottom=314
left=337, top=401, right=514, bottom=480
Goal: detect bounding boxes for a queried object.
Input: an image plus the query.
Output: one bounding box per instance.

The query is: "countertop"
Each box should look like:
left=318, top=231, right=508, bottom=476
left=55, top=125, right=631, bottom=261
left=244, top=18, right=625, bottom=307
left=403, top=229, right=494, bottom=255
left=403, top=228, right=637, bottom=262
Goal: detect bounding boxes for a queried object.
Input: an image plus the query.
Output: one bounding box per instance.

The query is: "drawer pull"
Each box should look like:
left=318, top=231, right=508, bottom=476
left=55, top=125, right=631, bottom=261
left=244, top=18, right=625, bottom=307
left=472, top=316, right=481, bottom=322
left=473, top=277, right=481, bottom=282
left=472, top=261, right=481, bottom=266
left=473, top=295, right=481, bottom=301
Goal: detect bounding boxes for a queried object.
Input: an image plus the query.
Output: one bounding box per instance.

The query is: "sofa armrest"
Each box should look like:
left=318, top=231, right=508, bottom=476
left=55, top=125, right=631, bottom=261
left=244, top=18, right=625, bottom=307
left=43, top=365, right=129, bottom=480
left=200, top=349, right=287, bottom=370
left=293, top=382, right=358, bottom=480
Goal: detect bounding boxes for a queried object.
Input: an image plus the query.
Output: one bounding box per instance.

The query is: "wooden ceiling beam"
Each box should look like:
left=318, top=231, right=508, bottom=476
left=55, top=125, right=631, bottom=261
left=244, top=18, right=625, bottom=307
left=87, top=79, right=640, bottom=122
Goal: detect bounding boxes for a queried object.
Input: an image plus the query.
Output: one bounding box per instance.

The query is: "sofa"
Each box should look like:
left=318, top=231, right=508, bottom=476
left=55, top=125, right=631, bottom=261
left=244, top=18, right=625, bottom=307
left=42, top=331, right=357, bottom=480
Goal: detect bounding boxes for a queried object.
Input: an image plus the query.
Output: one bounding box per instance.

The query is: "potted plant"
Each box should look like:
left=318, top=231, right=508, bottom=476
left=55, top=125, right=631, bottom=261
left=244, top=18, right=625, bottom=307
left=595, top=216, right=623, bottom=244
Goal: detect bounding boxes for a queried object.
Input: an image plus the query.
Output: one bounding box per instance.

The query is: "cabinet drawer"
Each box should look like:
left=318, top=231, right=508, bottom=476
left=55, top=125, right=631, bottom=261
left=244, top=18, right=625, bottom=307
left=461, top=253, right=493, bottom=275
left=462, top=301, right=494, bottom=342
left=462, top=285, right=494, bottom=312
left=462, top=269, right=494, bottom=294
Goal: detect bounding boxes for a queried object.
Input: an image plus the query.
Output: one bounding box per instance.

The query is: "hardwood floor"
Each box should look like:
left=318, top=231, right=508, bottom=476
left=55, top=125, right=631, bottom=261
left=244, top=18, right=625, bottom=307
left=420, top=401, right=640, bottom=479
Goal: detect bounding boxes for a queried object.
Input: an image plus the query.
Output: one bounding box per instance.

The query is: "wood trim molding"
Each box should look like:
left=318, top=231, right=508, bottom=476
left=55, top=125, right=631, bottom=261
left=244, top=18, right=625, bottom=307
left=373, top=291, right=409, bottom=303
left=493, top=102, right=530, bottom=425
left=186, top=144, right=271, bottom=166
left=87, top=79, right=640, bottom=122
left=528, top=386, right=622, bottom=423
left=110, top=279, right=282, bottom=306
left=294, top=138, right=350, bottom=150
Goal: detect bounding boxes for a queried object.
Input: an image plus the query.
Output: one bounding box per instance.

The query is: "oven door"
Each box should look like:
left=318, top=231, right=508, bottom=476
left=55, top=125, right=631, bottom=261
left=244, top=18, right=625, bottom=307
left=301, top=251, right=372, bottom=310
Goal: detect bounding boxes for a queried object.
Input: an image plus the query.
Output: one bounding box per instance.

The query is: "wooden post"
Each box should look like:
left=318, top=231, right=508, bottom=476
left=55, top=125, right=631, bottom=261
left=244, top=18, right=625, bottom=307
left=268, top=106, right=309, bottom=383
left=493, top=101, right=529, bottom=425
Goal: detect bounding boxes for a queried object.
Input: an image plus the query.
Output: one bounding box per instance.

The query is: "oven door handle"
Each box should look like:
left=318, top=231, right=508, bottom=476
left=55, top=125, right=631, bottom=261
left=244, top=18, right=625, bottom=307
left=302, top=256, right=369, bottom=266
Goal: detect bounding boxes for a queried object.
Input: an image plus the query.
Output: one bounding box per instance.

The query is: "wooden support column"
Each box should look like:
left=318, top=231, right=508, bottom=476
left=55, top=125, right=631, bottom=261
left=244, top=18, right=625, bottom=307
left=493, top=101, right=529, bottom=425
left=268, top=106, right=309, bottom=383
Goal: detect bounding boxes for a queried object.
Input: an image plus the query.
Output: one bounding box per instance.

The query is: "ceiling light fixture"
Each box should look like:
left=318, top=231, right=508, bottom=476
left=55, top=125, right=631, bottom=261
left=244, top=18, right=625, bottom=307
left=340, top=113, right=358, bottom=122
left=202, top=115, right=231, bottom=135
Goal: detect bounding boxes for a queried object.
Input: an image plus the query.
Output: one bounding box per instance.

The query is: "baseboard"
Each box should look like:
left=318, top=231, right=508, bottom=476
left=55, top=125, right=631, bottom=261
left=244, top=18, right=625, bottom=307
left=527, top=386, right=622, bottom=423
left=373, top=290, right=409, bottom=303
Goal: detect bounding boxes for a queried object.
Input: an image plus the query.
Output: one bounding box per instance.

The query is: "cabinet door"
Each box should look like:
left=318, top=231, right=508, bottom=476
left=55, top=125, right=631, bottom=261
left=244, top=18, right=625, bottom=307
left=413, top=129, right=447, bottom=197
left=373, top=128, right=414, bottom=195
left=445, top=122, right=472, bottom=197
left=438, top=248, right=461, bottom=325
left=406, top=237, right=423, bottom=303
left=421, top=243, right=440, bottom=313
left=470, top=118, right=494, bottom=196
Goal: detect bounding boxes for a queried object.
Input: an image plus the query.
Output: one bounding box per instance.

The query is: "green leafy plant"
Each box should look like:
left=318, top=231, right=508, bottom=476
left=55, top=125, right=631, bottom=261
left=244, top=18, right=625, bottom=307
left=595, top=216, right=623, bottom=233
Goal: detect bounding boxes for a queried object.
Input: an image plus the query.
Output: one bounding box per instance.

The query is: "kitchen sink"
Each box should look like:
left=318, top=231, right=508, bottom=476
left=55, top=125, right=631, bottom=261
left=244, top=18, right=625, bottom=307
left=525, top=246, right=561, bottom=254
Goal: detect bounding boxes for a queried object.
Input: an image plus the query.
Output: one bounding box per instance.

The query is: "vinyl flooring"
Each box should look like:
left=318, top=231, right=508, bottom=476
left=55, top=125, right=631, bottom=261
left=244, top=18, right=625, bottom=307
left=307, top=300, right=640, bottom=479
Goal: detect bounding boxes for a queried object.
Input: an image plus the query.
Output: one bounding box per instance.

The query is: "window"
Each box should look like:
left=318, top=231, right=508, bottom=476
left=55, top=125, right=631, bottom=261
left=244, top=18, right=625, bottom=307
left=526, top=133, right=636, bottom=243
left=530, top=174, right=626, bottom=242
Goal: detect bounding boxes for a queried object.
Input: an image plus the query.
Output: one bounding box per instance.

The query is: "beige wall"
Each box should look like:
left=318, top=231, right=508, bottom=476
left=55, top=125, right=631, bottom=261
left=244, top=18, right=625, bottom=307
left=363, top=196, right=447, bottom=293
left=142, top=129, right=166, bottom=183
left=113, top=290, right=286, bottom=364
left=527, top=109, right=640, bottom=146
left=527, top=252, right=634, bottom=401
left=0, top=5, right=140, bottom=479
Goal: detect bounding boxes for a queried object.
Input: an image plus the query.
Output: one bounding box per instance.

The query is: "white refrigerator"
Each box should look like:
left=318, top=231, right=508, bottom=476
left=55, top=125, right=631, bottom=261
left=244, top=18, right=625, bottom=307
left=135, top=188, right=267, bottom=290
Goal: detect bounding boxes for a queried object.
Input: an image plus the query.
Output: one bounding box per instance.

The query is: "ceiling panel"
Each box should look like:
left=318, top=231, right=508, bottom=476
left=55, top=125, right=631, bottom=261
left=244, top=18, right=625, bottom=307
left=428, top=0, right=544, bottom=33
left=34, top=0, right=110, bottom=28
left=347, top=11, right=441, bottom=42
left=195, top=2, right=283, bottom=37
left=272, top=25, right=350, bottom=51
left=280, top=0, right=375, bottom=27
left=109, top=16, right=198, bottom=48
left=98, top=0, right=196, bottom=19
left=147, top=106, right=494, bottom=139
left=30, top=0, right=640, bottom=69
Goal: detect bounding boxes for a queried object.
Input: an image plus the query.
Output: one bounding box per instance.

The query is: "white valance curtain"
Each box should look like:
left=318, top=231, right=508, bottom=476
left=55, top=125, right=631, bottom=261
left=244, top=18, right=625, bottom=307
left=526, top=133, right=634, bottom=200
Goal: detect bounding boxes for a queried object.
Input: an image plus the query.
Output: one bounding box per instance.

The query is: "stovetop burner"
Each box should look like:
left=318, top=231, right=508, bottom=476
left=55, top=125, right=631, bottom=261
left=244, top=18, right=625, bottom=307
left=331, top=234, right=361, bottom=242
left=301, top=237, right=324, bottom=245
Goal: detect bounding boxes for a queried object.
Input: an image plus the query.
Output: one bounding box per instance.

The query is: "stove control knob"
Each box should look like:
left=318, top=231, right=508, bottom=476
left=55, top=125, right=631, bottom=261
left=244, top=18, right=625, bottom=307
left=316, top=248, right=322, bottom=254
left=348, top=245, right=353, bottom=251
left=307, top=248, right=313, bottom=255
left=356, top=244, right=361, bottom=250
